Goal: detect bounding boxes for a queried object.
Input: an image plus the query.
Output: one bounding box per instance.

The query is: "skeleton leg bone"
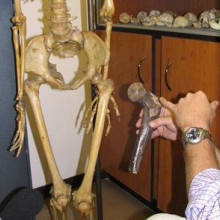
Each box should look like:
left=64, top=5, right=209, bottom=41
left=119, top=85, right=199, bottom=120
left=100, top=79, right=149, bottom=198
left=73, top=79, right=115, bottom=217
left=127, top=82, right=161, bottom=174
left=24, top=77, right=71, bottom=217
left=72, top=0, right=116, bottom=217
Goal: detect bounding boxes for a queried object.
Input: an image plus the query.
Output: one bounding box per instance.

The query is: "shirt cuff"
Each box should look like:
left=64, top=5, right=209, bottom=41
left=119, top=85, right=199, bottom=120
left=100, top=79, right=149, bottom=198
left=185, top=168, right=220, bottom=218
left=188, top=168, right=220, bottom=202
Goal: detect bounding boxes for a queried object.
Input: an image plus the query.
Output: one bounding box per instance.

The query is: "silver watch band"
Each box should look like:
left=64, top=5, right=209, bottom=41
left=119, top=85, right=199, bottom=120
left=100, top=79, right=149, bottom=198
left=182, top=127, right=212, bottom=146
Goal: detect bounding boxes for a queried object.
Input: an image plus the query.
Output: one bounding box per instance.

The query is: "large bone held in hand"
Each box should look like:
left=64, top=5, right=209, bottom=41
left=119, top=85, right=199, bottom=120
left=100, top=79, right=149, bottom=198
left=127, top=82, right=161, bottom=174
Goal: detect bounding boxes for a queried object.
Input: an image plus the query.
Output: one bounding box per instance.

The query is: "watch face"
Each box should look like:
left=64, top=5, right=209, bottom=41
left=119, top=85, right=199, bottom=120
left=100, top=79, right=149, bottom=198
left=186, top=127, right=202, bottom=143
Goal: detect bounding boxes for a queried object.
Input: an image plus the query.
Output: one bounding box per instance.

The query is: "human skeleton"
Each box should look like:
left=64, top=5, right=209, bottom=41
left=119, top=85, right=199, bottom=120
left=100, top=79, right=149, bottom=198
left=11, top=0, right=119, bottom=218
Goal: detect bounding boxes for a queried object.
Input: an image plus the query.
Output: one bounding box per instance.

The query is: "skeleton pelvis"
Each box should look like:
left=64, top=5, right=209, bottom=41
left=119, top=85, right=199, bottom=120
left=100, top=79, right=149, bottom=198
left=25, top=35, right=69, bottom=89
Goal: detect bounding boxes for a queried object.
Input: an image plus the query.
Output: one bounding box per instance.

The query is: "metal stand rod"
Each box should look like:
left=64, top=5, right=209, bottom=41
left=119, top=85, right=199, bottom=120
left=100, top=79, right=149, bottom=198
left=95, top=154, right=103, bottom=220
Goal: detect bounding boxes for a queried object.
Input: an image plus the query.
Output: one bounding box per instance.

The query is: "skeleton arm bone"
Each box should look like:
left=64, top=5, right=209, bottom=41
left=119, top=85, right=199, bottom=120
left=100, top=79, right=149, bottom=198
left=100, top=0, right=115, bottom=19
left=100, top=0, right=115, bottom=79
left=11, top=0, right=27, bottom=156
left=12, top=0, right=26, bottom=101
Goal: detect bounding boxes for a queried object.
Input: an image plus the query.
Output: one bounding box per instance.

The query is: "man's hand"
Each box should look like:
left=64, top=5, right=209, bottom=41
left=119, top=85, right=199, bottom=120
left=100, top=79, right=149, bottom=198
left=160, top=91, right=219, bottom=132
left=136, top=103, right=178, bottom=141
left=136, top=91, right=218, bottom=141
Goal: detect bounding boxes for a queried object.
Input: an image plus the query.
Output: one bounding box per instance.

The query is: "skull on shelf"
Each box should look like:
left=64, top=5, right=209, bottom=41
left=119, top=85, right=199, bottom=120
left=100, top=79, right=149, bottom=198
left=192, top=21, right=202, bottom=29
left=131, top=17, right=140, bottom=24
left=149, top=10, right=160, bottom=18
left=142, top=15, right=158, bottom=27
left=173, top=16, right=190, bottom=28
left=119, top=13, right=132, bottom=24
left=209, top=18, right=220, bottom=30
left=210, top=8, right=220, bottom=19
left=209, top=8, right=220, bottom=30
left=137, top=11, right=148, bottom=23
left=156, top=11, right=174, bottom=27
left=163, top=10, right=177, bottom=18
left=184, top=12, right=198, bottom=27
left=199, top=10, right=216, bottom=28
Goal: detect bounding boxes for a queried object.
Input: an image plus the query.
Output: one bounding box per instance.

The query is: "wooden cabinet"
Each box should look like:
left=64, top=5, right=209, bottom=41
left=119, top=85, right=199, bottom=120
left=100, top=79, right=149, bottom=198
left=156, top=36, right=220, bottom=215
left=98, top=31, right=220, bottom=215
left=96, top=1, right=220, bottom=216
left=99, top=31, right=153, bottom=201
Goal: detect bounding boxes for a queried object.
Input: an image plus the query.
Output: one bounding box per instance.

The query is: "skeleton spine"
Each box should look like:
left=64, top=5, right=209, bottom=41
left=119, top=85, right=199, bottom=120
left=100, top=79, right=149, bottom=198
left=51, top=0, right=72, bottom=42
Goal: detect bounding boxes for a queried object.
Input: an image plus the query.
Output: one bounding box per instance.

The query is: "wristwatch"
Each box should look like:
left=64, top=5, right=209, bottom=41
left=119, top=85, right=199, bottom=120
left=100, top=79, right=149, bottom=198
left=182, top=127, right=212, bottom=146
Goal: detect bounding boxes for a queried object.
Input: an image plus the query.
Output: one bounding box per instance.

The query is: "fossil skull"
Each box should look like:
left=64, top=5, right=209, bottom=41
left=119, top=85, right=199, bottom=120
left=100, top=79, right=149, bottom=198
left=199, top=10, right=216, bottom=28
left=163, top=10, right=177, bottom=18
left=131, top=17, right=140, bottom=24
left=184, top=12, right=198, bottom=27
left=192, top=21, right=202, bottom=28
left=209, top=18, right=220, bottom=30
left=119, top=13, right=132, bottom=24
left=156, top=12, right=174, bottom=27
left=173, top=16, right=190, bottom=28
left=149, top=10, right=160, bottom=18
left=209, top=8, right=220, bottom=30
left=137, top=11, right=148, bottom=23
left=210, top=8, right=220, bottom=19
left=142, top=15, right=159, bottom=27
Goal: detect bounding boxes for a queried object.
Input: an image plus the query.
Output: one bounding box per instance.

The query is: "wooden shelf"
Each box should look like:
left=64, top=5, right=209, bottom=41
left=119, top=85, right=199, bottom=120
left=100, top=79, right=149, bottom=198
left=97, top=23, right=220, bottom=39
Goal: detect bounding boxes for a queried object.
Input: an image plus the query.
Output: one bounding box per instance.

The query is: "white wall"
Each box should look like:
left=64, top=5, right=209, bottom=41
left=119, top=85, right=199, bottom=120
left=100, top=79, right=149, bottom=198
left=21, top=0, right=91, bottom=188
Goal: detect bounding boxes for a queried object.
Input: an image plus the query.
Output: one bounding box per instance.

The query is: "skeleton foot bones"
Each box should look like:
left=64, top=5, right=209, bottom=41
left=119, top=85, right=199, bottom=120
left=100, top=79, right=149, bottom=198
left=11, top=0, right=118, bottom=218
left=127, top=82, right=161, bottom=174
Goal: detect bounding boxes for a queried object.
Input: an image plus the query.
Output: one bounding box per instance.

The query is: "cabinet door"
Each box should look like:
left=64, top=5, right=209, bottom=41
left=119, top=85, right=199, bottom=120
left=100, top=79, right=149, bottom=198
left=99, top=31, right=153, bottom=201
left=157, top=36, right=220, bottom=215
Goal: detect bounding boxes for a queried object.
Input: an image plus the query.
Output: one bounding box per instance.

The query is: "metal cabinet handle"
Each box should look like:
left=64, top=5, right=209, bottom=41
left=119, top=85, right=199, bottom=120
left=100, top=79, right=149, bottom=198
left=165, top=61, right=172, bottom=91
left=137, top=56, right=145, bottom=84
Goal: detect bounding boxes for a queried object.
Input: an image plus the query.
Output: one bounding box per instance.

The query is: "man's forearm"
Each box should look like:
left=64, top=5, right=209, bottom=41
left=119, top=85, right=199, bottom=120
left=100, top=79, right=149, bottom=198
left=184, top=139, right=219, bottom=192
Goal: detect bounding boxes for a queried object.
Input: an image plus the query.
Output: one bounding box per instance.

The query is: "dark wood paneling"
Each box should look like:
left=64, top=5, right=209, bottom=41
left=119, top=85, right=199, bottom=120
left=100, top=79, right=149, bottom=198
left=161, top=36, right=220, bottom=143
left=153, top=38, right=162, bottom=201
left=98, top=31, right=153, bottom=201
left=157, top=36, right=220, bottom=215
